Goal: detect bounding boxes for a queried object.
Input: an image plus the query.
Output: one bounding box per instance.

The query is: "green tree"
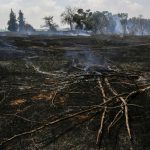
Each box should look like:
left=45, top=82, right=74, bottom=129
left=18, top=10, right=25, bottom=32
left=43, top=16, right=58, bottom=31
left=82, top=9, right=93, bottom=31
left=61, top=7, right=76, bottom=30
left=90, top=11, right=109, bottom=34
left=73, top=9, right=92, bottom=30
left=7, top=9, right=18, bottom=32
left=73, top=15, right=83, bottom=30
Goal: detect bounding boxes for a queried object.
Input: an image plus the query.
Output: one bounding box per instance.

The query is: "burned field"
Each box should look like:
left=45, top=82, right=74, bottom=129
left=0, top=35, right=150, bottom=150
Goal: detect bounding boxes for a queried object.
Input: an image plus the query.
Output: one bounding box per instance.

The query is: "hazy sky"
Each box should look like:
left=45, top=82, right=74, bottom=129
left=0, top=0, right=149, bottom=29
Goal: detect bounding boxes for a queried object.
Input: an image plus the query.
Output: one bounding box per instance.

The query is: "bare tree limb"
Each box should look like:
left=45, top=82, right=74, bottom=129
left=96, top=78, right=107, bottom=144
left=104, top=78, right=132, bottom=139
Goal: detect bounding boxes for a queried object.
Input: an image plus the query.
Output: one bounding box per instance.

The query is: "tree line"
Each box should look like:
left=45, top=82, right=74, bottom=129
left=7, top=7, right=150, bottom=35
left=7, top=9, right=35, bottom=32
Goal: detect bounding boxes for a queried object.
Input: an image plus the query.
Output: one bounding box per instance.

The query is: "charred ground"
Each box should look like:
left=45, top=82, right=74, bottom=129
left=0, top=35, right=150, bottom=150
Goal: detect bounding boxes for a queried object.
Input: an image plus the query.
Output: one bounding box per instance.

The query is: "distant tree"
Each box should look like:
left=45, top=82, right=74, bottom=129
left=73, top=16, right=83, bottom=30
left=128, top=17, right=139, bottom=35
left=61, top=7, right=76, bottom=30
left=73, top=9, right=85, bottom=30
left=90, top=11, right=109, bottom=34
left=18, top=10, right=25, bottom=32
left=106, top=13, right=116, bottom=34
left=138, top=15, right=145, bottom=36
left=101, top=11, right=112, bottom=33
left=7, top=9, right=18, bottom=32
left=127, top=16, right=150, bottom=36
left=72, top=9, right=93, bottom=30
left=43, top=16, right=58, bottom=31
left=82, top=9, right=93, bottom=31
left=144, top=19, right=150, bottom=35
left=118, top=13, right=128, bottom=36
left=25, top=24, right=35, bottom=32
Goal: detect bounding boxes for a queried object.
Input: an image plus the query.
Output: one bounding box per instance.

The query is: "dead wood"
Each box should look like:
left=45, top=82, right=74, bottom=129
left=125, top=86, right=150, bottom=100
left=96, top=78, right=107, bottom=144
left=104, top=78, right=132, bottom=139
left=0, top=94, right=126, bottom=146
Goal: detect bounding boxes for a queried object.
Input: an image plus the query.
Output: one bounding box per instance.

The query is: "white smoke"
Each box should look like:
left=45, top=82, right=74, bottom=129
left=112, top=15, right=123, bottom=34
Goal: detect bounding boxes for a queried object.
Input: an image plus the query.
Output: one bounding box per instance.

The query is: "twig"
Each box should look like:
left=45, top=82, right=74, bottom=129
left=0, top=91, right=6, bottom=105
left=108, top=109, right=123, bottom=132
left=126, top=86, right=150, bottom=100
left=51, top=91, right=57, bottom=107
left=1, top=114, right=42, bottom=124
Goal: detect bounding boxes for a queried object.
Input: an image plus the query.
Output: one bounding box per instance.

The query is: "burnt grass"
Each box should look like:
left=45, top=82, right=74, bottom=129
left=0, top=35, right=150, bottom=150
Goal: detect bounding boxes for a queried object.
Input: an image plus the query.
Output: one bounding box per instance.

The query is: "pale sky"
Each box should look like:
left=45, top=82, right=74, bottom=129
left=0, top=0, right=149, bottom=29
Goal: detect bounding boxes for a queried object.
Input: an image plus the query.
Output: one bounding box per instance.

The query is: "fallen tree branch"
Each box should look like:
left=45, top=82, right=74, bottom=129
left=96, top=78, right=107, bottom=144
left=126, top=86, right=150, bottom=100
left=104, top=78, right=132, bottom=140
left=1, top=114, right=42, bottom=124
left=0, top=94, right=124, bottom=147
left=0, top=106, right=102, bottom=146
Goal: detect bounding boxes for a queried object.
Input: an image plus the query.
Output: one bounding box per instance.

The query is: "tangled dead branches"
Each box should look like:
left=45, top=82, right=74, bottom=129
left=0, top=69, right=150, bottom=148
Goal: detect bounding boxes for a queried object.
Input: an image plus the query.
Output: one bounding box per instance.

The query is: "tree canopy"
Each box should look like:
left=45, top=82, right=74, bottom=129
left=18, top=10, right=25, bottom=32
left=43, top=16, right=58, bottom=31
left=61, top=7, right=76, bottom=30
left=5, top=7, right=150, bottom=35
left=7, top=9, right=18, bottom=32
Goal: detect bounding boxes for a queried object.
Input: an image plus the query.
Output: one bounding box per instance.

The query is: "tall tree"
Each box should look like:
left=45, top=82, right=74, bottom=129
left=144, top=19, right=150, bottom=35
left=61, top=7, right=76, bottom=30
left=106, top=13, right=116, bottom=34
left=128, top=17, right=139, bottom=35
left=73, top=9, right=92, bottom=30
left=7, top=9, right=18, bottom=32
left=90, top=11, right=109, bottom=34
left=82, top=9, right=93, bottom=31
left=43, top=16, right=58, bottom=31
left=73, top=9, right=83, bottom=30
left=18, top=10, right=25, bottom=32
left=118, top=13, right=128, bottom=36
left=138, top=15, right=145, bottom=36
